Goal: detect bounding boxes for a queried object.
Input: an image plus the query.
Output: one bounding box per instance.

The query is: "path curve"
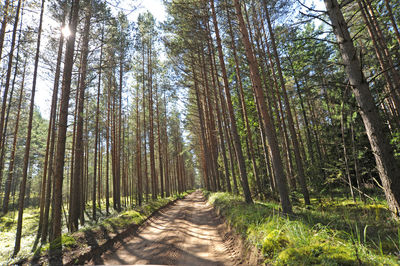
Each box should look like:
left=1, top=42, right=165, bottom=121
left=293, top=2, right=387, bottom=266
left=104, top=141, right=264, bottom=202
left=89, top=190, right=239, bottom=265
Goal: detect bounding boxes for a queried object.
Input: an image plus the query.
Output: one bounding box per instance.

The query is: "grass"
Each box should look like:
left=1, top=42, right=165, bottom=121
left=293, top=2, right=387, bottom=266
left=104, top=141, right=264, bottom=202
left=0, top=206, right=41, bottom=265
left=0, top=191, right=192, bottom=265
left=204, top=190, right=400, bottom=265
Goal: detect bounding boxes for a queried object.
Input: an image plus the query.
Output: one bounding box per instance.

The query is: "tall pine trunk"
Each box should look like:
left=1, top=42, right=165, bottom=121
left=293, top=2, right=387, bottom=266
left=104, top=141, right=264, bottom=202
left=324, top=0, right=400, bottom=219
left=0, top=0, right=22, bottom=176
left=51, top=0, right=80, bottom=261
left=263, top=3, right=310, bottom=204
left=70, top=0, right=91, bottom=230
left=0, top=0, right=10, bottom=64
left=210, top=0, right=252, bottom=203
left=233, top=0, right=291, bottom=213
left=13, top=0, right=43, bottom=255
left=2, top=60, right=26, bottom=214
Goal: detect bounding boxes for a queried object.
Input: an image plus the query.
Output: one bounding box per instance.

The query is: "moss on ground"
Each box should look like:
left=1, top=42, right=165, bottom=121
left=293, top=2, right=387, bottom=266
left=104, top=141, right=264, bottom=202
left=0, top=216, right=15, bottom=231
left=204, top=191, right=400, bottom=265
left=276, top=244, right=357, bottom=265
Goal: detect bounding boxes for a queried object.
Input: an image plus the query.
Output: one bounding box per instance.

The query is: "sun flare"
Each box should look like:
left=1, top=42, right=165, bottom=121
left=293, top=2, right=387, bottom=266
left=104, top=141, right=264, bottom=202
left=61, top=25, right=71, bottom=38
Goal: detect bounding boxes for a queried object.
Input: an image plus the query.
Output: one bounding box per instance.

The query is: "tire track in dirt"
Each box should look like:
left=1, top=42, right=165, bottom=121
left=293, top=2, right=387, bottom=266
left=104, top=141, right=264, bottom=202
left=88, top=190, right=238, bottom=265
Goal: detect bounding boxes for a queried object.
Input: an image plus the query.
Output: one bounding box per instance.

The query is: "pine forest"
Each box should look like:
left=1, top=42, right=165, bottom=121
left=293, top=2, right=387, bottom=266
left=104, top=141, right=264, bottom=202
left=0, top=0, right=400, bottom=265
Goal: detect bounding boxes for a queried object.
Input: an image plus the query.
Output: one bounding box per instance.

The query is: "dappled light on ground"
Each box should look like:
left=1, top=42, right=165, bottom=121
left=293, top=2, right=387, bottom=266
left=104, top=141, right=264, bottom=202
left=89, top=191, right=236, bottom=265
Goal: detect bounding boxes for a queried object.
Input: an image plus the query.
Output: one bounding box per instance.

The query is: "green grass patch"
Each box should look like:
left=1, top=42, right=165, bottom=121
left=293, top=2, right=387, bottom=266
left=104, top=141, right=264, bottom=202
left=0, top=216, right=15, bottom=231
left=205, top=191, right=400, bottom=265
left=102, top=210, right=144, bottom=229
left=0, top=207, right=41, bottom=265
left=40, top=234, right=78, bottom=253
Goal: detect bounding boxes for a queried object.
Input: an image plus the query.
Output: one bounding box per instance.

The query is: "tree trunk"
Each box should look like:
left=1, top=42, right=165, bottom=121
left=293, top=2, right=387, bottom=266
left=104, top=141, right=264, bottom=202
left=340, top=97, right=356, bottom=202
left=263, top=3, right=310, bottom=204
left=156, top=85, right=164, bottom=197
left=0, top=1, right=24, bottom=198
left=13, top=0, right=42, bottom=256
left=234, top=0, right=291, bottom=213
left=163, top=92, right=170, bottom=197
left=384, top=0, right=400, bottom=46
left=148, top=45, right=157, bottom=200
left=0, top=0, right=10, bottom=64
left=199, top=39, right=218, bottom=191
left=106, top=76, right=111, bottom=213
left=0, top=0, right=22, bottom=174
left=51, top=0, right=80, bottom=260
left=2, top=60, right=26, bottom=214
left=38, top=3, right=66, bottom=240
left=357, top=0, right=400, bottom=117
left=136, top=84, right=142, bottom=205
left=211, top=0, right=252, bottom=203
left=208, top=24, right=231, bottom=192
left=92, top=0, right=101, bottom=221
left=142, top=46, right=149, bottom=202
left=324, top=0, right=400, bottom=219
left=70, top=0, right=91, bottom=231
left=225, top=4, right=261, bottom=196
left=192, top=60, right=211, bottom=191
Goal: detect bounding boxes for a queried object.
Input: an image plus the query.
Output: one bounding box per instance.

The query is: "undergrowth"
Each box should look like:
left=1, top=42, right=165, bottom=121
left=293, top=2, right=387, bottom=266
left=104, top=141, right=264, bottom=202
left=0, top=191, right=191, bottom=265
left=204, top=191, right=400, bottom=265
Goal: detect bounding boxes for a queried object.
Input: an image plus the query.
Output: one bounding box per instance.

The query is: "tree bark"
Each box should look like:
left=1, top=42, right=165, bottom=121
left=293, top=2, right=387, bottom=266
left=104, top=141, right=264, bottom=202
left=263, top=3, right=310, bottom=204
left=51, top=0, right=80, bottom=260
left=234, top=0, right=292, bottom=213
left=13, top=0, right=43, bottom=256
left=384, top=0, right=400, bottom=46
left=38, top=4, right=66, bottom=240
left=211, top=0, right=252, bottom=203
left=70, top=0, right=91, bottom=231
left=208, top=23, right=231, bottom=192
left=0, top=0, right=10, bottom=65
left=324, top=0, right=400, bottom=219
left=0, top=0, right=22, bottom=173
left=0, top=1, right=24, bottom=199
left=136, top=84, right=142, bottom=205
left=148, top=44, right=157, bottom=199
left=340, top=97, right=356, bottom=202
left=2, top=60, right=26, bottom=214
left=156, top=85, right=164, bottom=197
left=192, top=60, right=211, bottom=191
left=163, top=91, right=170, bottom=197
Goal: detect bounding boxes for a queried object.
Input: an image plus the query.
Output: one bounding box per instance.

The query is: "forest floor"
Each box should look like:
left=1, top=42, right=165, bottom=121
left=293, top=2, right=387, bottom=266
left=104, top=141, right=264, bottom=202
left=87, top=190, right=243, bottom=265
left=204, top=190, right=400, bottom=265
left=0, top=193, right=190, bottom=265
left=2, top=189, right=399, bottom=265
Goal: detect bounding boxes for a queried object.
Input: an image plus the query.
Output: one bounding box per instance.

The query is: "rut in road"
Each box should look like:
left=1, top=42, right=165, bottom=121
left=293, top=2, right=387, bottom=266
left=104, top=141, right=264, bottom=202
left=89, top=191, right=240, bottom=265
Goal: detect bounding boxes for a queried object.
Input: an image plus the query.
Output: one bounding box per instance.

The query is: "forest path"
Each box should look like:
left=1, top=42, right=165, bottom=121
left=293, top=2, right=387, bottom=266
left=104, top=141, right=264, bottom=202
left=88, top=190, right=239, bottom=265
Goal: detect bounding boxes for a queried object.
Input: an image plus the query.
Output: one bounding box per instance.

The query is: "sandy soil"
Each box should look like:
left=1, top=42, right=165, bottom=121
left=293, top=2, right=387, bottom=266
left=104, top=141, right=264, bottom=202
left=88, top=191, right=239, bottom=265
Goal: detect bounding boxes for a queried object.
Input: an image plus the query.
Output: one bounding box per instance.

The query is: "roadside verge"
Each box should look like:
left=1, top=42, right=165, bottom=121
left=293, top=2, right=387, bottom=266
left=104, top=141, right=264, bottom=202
left=25, top=192, right=191, bottom=265
left=202, top=190, right=264, bottom=265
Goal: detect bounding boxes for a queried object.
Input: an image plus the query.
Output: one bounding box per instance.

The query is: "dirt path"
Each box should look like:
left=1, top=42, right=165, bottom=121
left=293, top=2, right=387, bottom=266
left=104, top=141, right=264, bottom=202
left=88, top=191, right=239, bottom=265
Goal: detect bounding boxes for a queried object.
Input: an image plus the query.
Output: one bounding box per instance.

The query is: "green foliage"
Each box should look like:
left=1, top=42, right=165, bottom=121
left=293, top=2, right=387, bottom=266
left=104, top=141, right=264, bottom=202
left=390, top=129, right=400, bottom=158
left=276, top=244, right=357, bottom=266
left=261, top=229, right=289, bottom=257
left=205, top=191, right=399, bottom=265
left=0, top=216, right=15, bottom=231
left=101, top=210, right=144, bottom=229
left=0, top=208, right=41, bottom=264
left=47, top=235, right=77, bottom=251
